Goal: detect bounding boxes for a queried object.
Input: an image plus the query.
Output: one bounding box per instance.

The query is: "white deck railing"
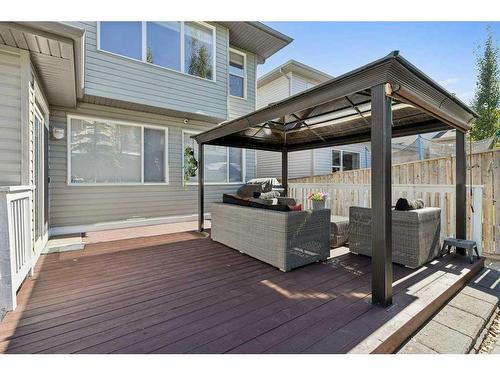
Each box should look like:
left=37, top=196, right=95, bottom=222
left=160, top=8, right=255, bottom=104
left=288, top=183, right=483, bottom=254
left=0, top=186, right=34, bottom=312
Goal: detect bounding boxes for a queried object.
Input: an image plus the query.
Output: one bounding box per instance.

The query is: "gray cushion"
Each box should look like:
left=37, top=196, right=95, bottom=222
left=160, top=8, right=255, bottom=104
left=257, top=191, right=281, bottom=200
left=236, top=183, right=263, bottom=198
left=277, top=197, right=297, bottom=206
left=249, top=197, right=276, bottom=205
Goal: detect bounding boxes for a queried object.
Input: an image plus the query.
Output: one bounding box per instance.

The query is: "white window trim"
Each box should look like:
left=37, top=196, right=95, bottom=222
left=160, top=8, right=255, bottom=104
left=332, top=149, right=361, bottom=172
left=228, top=47, right=247, bottom=100
left=182, top=130, right=246, bottom=185
left=96, top=21, right=217, bottom=83
left=67, top=114, right=169, bottom=186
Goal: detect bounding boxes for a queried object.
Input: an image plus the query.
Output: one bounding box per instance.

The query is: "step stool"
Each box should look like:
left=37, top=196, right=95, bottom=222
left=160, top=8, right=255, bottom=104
left=441, top=238, right=479, bottom=264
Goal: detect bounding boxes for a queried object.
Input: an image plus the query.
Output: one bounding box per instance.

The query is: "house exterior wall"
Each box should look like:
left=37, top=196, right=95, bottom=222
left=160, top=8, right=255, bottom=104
left=48, top=103, right=255, bottom=232
left=256, top=74, right=290, bottom=109
left=256, top=70, right=370, bottom=179
left=0, top=45, right=28, bottom=186
left=69, top=21, right=236, bottom=121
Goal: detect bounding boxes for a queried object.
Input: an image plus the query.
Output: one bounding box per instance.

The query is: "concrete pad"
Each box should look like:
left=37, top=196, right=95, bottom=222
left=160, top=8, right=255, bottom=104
left=43, top=235, right=84, bottom=254
left=448, top=293, right=496, bottom=321
left=461, top=285, right=499, bottom=305
left=433, top=305, right=485, bottom=338
left=413, top=320, right=473, bottom=354
left=398, top=339, right=438, bottom=354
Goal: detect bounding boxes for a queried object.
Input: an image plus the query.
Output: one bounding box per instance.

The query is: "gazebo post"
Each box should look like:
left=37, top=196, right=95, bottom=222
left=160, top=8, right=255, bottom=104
left=456, top=130, right=467, bottom=249
left=370, top=83, right=393, bottom=307
left=282, top=148, right=288, bottom=195
left=198, top=142, right=205, bottom=232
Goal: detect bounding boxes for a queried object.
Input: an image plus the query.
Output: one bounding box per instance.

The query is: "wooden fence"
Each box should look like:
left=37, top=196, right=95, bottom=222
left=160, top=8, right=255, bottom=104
left=290, top=149, right=500, bottom=256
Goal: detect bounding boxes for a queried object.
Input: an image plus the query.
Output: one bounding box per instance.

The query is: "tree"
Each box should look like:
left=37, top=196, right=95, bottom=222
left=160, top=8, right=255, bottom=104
left=470, top=27, right=500, bottom=142
left=146, top=46, right=154, bottom=64
left=187, top=37, right=212, bottom=79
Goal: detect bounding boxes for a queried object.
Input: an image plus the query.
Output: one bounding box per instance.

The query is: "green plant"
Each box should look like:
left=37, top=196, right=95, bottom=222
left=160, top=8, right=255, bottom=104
left=183, top=145, right=198, bottom=185
left=471, top=27, right=500, bottom=143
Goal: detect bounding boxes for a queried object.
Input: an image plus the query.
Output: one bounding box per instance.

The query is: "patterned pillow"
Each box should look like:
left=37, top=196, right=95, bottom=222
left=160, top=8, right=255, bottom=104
left=236, top=183, right=263, bottom=198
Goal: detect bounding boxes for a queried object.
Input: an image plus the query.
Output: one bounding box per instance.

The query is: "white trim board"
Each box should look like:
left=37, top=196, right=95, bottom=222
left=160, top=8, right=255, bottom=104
left=49, top=213, right=212, bottom=237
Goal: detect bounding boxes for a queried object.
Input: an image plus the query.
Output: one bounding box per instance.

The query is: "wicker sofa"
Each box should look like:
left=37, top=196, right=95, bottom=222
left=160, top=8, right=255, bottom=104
left=349, top=206, right=441, bottom=268
left=211, top=203, right=331, bottom=272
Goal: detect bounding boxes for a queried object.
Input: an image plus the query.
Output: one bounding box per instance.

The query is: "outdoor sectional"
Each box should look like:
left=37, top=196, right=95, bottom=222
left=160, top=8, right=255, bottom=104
left=210, top=202, right=331, bottom=271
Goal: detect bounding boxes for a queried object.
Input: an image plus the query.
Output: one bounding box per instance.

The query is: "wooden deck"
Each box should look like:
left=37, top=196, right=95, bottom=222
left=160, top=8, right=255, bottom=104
left=0, top=228, right=484, bottom=354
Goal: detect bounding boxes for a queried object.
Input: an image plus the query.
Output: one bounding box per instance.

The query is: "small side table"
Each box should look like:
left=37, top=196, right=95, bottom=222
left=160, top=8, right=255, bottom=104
left=441, top=238, right=480, bottom=264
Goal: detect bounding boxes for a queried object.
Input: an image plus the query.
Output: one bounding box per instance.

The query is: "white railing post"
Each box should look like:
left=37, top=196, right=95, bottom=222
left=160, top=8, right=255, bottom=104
left=0, top=189, right=16, bottom=312
left=0, top=186, right=34, bottom=313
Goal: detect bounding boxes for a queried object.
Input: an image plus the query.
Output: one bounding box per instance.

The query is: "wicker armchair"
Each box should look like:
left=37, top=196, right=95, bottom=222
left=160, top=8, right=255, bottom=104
left=211, top=203, right=331, bottom=272
left=349, top=206, right=441, bottom=268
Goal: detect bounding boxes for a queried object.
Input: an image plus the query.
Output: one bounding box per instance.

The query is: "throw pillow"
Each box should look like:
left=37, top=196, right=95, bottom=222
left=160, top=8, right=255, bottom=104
left=288, top=204, right=302, bottom=211
left=258, top=191, right=281, bottom=200
left=236, top=183, right=263, bottom=198
left=395, top=198, right=424, bottom=211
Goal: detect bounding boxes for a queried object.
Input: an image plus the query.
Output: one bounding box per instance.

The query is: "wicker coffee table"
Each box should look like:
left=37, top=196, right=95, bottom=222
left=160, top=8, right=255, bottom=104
left=331, top=215, right=349, bottom=248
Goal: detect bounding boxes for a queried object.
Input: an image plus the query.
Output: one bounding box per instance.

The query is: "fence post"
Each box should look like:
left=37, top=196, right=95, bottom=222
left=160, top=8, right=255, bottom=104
left=471, top=186, right=483, bottom=255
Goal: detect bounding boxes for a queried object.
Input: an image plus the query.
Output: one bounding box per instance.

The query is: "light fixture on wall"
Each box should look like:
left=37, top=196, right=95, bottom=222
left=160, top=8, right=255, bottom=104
left=51, top=127, right=65, bottom=140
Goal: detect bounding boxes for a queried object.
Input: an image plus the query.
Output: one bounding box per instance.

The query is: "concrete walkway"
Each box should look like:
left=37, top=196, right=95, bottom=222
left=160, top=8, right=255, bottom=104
left=398, top=265, right=500, bottom=354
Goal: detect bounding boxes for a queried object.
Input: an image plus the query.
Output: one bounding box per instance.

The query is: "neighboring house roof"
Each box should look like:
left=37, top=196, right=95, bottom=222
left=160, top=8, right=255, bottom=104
left=0, top=21, right=85, bottom=107
left=218, top=22, right=293, bottom=64
left=258, top=59, right=333, bottom=88
left=432, top=129, right=456, bottom=141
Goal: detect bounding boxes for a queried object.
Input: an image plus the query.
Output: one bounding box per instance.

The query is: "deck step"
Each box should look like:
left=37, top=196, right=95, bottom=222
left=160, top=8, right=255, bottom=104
left=349, top=255, right=486, bottom=353
left=397, top=266, right=500, bottom=354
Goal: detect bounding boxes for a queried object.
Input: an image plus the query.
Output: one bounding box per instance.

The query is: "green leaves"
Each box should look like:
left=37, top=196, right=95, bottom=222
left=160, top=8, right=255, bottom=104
left=471, top=28, right=500, bottom=144
left=183, top=145, right=198, bottom=185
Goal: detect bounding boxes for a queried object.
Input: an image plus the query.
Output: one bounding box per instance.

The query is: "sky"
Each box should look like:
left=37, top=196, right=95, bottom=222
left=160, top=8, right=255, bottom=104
left=259, top=22, right=500, bottom=104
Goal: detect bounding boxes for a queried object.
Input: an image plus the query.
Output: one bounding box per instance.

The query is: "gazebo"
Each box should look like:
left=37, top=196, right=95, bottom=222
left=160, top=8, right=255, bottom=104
left=192, top=51, right=477, bottom=307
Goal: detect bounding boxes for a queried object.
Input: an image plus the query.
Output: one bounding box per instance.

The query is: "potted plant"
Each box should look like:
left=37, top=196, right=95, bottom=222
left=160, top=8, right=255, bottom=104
left=308, top=191, right=329, bottom=210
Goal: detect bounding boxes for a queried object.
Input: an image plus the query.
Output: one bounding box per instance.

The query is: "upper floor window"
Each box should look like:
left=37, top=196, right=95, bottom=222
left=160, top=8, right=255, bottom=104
left=98, top=21, right=216, bottom=81
left=100, top=22, right=142, bottom=60
left=332, top=150, right=360, bottom=172
left=68, top=115, right=168, bottom=185
left=229, top=49, right=246, bottom=98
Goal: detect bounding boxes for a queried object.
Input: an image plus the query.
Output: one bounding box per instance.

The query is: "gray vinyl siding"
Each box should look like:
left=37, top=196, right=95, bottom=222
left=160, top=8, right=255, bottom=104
left=256, top=75, right=290, bottom=109
left=291, top=73, right=319, bottom=95
left=48, top=103, right=254, bottom=229
left=228, top=49, right=257, bottom=120
left=314, top=145, right=371, bottom=176
left=256, top=71, right=370, bottom=179
left=0, top=46, right=24, bottom=185
left=256, top=150, right=313, bottom=180
left=313, top=148, right=332, bottom=176
left=70, top=22, right=229, bottom=121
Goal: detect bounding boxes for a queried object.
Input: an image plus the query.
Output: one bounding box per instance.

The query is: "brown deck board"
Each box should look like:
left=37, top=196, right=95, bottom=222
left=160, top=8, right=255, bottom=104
left=0, top=228, right=484, bottom=354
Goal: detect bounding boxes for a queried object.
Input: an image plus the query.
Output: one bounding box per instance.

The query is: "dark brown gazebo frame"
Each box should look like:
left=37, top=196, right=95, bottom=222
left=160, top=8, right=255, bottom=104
left=192, top=51, right=477, bottom=307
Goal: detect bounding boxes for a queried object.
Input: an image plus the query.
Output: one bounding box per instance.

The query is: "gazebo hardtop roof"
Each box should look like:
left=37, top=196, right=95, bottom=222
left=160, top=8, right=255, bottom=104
left=193, top=51, right=476, bottom=152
